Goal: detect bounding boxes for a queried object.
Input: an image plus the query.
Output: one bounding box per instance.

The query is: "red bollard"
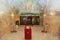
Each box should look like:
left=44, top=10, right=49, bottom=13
left=24, top=25, right=32, bottom=39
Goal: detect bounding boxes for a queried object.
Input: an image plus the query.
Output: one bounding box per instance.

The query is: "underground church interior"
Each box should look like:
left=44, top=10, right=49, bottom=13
left=0, top=0, right=60, bottom=40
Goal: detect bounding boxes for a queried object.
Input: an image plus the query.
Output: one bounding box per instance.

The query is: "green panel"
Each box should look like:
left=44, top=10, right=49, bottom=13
left=20, top=13, right=40, bottom=16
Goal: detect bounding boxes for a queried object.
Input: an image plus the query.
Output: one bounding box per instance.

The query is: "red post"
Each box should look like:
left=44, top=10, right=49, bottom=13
left=24, top=25, right=32, bottom=39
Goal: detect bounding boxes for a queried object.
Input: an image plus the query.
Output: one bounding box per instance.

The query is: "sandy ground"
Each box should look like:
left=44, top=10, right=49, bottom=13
left=0, top=27, right=60, bottom=40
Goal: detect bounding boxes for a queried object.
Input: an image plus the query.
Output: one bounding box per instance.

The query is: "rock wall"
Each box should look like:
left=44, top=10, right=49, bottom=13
left=0, top=14, right=11, bottom=37
left=47, top=16, right=60, bottom=36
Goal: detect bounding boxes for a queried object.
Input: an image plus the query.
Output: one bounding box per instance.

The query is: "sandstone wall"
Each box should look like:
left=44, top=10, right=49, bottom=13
left=0, top=14, right=11, bottom=37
